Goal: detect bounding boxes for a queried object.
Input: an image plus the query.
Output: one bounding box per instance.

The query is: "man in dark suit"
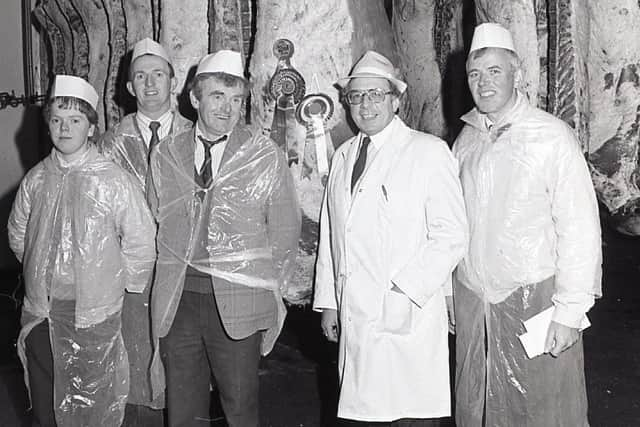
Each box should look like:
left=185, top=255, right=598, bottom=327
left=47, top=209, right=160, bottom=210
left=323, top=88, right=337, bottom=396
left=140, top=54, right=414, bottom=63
left=98, top=37, right=192, bottom=427
left=147, top=49, right=300, bottom=427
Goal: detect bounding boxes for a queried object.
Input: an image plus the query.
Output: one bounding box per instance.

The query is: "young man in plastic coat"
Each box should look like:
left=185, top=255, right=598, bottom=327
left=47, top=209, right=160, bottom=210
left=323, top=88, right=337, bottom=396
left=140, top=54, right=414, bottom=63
left=453, top=23, right=602, bottom=427
left=313, top=50, right=468, bottom=426
left=98, top=37, right=192, bottom=426
left=9, top=75, right=156, bottom=427
left=147, top=49, right=300, bottom=427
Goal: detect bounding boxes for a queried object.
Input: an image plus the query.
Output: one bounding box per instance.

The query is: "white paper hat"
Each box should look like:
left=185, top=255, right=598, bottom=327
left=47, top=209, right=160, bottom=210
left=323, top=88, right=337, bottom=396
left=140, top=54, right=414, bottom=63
left=337, top=50, right=407, bottom=94
left=51, top=75, right=99, bottom=110
left=469, top=23, right=516, bottom=54
left=131, top=37, right=172, bottom=64
left=195, top=50, right=245, bottom=79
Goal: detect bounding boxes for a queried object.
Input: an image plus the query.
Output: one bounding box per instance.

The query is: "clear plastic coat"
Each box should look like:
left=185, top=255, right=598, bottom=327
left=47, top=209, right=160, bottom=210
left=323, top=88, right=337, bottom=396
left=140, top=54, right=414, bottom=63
left=148, top=126, right=300, bottom=399
left=8, top=146, right=156, bottom=426
left=452, top=93, right=601, bottom=425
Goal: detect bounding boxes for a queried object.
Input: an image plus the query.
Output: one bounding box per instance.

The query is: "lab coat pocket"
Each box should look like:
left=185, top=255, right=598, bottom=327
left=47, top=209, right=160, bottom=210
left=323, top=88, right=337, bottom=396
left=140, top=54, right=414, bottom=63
left=379, top=289, right=413, bottom=335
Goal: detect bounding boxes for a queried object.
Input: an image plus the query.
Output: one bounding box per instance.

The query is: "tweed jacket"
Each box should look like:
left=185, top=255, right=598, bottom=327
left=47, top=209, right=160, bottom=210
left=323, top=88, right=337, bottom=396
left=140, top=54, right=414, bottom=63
left=148, top=124, right=300, bottom=399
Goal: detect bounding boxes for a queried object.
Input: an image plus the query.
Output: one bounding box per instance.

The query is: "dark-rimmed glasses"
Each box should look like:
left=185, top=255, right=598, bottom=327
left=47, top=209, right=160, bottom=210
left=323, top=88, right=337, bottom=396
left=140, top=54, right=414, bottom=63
left=344, top=88, right=393, bottom=105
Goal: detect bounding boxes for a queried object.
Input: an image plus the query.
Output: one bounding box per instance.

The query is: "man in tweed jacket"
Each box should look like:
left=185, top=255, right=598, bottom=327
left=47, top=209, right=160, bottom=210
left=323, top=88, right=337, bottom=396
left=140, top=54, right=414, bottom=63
left=148, top=49, right=300, bottom=427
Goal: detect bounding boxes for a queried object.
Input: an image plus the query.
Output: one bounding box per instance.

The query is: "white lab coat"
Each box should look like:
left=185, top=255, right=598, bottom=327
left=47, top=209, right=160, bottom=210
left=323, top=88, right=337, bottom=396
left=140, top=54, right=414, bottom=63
left=313, top=117, right=468, bottom=421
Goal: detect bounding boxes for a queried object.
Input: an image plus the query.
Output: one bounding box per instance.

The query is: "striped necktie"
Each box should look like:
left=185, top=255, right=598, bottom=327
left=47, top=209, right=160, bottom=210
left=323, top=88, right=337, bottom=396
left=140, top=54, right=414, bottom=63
left=197, top=135, right=228, bottom=188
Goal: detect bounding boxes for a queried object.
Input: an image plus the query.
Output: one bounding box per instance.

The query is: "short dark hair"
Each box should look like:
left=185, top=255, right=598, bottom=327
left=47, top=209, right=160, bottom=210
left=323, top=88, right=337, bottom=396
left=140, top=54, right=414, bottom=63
left=43, top=96, right=99, bottom=142
left=43, top=96, right=99, bottom=125
left=189, top=72, right=250, bottom=100
left=128, top=54, right=175, bottom=81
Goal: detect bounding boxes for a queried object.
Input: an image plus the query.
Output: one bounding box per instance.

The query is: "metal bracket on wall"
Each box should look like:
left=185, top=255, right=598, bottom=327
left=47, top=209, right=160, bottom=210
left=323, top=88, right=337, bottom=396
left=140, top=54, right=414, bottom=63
left=0, top=90, right=46, bottom=110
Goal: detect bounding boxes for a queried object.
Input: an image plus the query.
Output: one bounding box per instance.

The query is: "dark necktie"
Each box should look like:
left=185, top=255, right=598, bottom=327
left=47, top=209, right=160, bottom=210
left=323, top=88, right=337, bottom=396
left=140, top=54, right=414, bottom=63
left=351, top=136, right=371, bottom=193
left=198, top=135, right=228, bottom=188
left=148, top=121, right=161, bottom=162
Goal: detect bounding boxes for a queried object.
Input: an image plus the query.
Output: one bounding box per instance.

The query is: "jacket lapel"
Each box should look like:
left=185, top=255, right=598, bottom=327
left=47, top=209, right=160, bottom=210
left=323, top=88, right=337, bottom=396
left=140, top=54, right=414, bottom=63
left=347, top=120, right=412, bottom=216
left=219, top=126, right=250, bottom=172
left=166, top=129, right=197, bottom=209
left=332, top=137, right=358, bottom=214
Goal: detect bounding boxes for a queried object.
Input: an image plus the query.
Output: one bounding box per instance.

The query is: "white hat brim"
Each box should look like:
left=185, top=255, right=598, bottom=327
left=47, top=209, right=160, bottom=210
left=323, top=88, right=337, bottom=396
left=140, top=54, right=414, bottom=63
left=337, top=72, right=407, bottom=94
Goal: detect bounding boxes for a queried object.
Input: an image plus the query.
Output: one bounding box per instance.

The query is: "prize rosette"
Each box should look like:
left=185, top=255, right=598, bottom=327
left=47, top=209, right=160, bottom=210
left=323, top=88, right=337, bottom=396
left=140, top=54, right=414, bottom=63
left=295, top=93, right=334, bottom=178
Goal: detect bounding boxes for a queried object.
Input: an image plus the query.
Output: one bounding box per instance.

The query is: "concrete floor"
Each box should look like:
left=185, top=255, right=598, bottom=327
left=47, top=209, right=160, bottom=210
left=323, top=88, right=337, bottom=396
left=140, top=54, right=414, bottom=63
left=0, top=223, right=639, bottom=426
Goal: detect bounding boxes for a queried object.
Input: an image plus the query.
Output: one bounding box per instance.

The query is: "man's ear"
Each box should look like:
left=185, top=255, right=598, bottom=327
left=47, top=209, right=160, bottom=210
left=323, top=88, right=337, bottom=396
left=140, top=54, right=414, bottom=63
left=514, top=68, right=524, bottom=90
left=392, top=95, right=401, bottom=113
left=87, top=124, right=95, bottom=138
left=170, top=76, right=178, bottom=94
left=189, top=90, right=200, bottom=110
left=126, top=81, right=136, bottom=98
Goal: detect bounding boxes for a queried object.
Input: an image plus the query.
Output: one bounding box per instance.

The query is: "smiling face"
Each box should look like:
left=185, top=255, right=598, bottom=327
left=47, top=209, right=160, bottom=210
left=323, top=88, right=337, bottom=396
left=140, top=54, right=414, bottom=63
left=347, top=77, right=399, bottom=136
left=127, top=54, right=176, bottom=118
left=47, top=100, right=95, bottom=162
left=189, top=74, right=246, bottom=138
left=466, top=48, right=521, bottom=122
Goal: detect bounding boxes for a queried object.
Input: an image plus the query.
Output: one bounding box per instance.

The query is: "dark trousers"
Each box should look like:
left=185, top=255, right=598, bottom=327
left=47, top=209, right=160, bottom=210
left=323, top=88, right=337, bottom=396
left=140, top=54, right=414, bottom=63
left=160, top=290, right=261, bottom=427
left=25, top=320, right=57, bottom=427
left=122, top=403, right=165, bottom=427
left=338, top=418, right=446, bottom=427
left=455, top=279, right=588, bottom=427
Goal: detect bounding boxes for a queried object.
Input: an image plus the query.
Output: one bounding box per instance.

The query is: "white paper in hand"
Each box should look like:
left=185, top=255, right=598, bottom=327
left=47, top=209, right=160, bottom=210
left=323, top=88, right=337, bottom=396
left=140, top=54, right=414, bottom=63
left=518, top=307, right=590, bottom=359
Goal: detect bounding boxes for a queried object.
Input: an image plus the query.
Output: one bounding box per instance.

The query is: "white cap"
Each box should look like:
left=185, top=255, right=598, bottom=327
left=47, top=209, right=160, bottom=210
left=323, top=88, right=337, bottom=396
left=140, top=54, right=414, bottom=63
left=51, top=75, right=99, bottom=110
left=337, top=50, right=407, bottom=94
left=131, top=37, right=172, bottom=65
left=195, top=50, right=245, bottom=79
left=469, top=23, right=516, bottom=54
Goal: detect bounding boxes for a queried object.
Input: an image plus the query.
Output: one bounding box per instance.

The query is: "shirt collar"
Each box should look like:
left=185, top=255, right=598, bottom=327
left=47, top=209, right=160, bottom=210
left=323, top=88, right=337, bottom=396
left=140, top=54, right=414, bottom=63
left=195, top=122, right=230, bottom=144
left=361, top=115, right=398, bottom=150
left=461, top=90, right=527, bottom=131
left=136, top=109, right=173, bottom=131
left=483, top=115, right=494, bottom=131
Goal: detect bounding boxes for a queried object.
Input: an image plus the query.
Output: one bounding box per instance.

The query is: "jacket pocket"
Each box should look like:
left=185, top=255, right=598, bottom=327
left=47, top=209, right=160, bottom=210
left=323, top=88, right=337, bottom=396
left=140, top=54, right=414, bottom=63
left=378, top=289, right=413, bottom=335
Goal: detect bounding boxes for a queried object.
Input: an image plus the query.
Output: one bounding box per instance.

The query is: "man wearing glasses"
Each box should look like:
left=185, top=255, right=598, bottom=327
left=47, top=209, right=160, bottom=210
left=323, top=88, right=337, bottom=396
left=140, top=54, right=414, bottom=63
left=313, top=50, right=468, bottom=426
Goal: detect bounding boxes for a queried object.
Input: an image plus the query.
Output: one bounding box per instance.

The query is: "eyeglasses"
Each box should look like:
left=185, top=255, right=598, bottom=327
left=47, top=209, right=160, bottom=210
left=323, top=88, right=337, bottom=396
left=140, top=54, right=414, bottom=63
left=344, top=88, right=393, bottom=105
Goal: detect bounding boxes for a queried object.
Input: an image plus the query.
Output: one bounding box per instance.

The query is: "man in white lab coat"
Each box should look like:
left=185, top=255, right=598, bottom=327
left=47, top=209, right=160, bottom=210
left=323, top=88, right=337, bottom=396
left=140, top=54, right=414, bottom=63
left=313, top=50, right=468, bottom=426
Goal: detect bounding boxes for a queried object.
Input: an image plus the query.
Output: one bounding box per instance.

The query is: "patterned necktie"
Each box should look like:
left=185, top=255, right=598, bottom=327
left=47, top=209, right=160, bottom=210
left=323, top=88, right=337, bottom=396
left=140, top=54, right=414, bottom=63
left=351, top=136, right=371, bottom=193
left=198, top=135, right=228, bottom=187
left=148, top=121, right=161, bottom=162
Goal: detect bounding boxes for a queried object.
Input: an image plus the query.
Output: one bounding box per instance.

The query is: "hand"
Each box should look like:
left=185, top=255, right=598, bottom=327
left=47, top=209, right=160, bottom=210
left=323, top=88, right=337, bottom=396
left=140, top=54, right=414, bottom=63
left=445, top=295, right=455, bottom=334
left=321, top=309, right=339, bottom=343
left=544, top=320, right=580, bottom=357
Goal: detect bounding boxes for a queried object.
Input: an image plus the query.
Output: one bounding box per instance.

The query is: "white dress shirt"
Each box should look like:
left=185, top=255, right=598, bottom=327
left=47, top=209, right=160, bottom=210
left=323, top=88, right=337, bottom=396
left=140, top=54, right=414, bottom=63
left=194, top=124, right=229, bottom=178
left=136, top=110, right=174, bottom=147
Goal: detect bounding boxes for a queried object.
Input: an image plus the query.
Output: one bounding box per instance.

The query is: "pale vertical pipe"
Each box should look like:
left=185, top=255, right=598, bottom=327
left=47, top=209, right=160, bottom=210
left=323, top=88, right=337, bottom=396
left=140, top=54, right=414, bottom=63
left=547, top=0, right=590, bottom=151
left=392, top=0, right=447, bottom=138
left=159, top=0, right=209, bottom=99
